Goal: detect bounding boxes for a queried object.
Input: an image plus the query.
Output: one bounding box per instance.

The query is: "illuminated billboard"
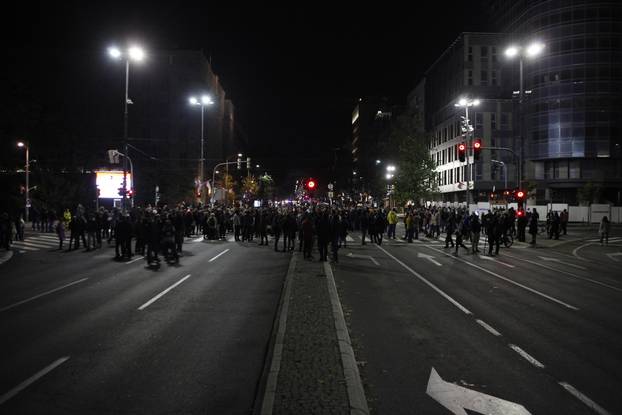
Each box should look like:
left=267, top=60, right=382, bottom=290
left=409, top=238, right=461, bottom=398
left=96, top=170, right=132, bottom=199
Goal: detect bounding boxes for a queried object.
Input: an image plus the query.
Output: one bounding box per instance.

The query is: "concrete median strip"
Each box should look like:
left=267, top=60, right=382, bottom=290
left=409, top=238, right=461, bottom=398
left=325, top=261, right=370, bottom=415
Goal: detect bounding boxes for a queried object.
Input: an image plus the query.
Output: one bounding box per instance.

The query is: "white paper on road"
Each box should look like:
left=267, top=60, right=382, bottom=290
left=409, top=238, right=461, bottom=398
left=426, top=367, right=531, bottom=415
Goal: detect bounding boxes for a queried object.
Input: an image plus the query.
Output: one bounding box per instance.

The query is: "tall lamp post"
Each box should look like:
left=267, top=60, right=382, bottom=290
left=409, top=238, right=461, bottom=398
left=505, top=41, right=545, bottom=190
left=17, top=142, right=29, bottom=221
left=454, top=97, right=480, bottom=206
left=189, top=95, right=214, bottom=205
left=108, top=45, right=146, bottom=211
left=385, top=164, right=396, bottom=208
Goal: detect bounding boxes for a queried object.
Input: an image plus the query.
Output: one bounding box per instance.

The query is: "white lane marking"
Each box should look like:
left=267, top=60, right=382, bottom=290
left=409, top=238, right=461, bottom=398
left=125, top=256, right=145, bottom=264
left=572, top=242, right=594, bottom=261
left=138, top=274, right=192, bottom=310
left=478, top=254, right=515, bottom=268
left=19, top=250, right=26, bottom=254
left=587, top=237, right=622, bottom=242
left=476, top=319, right=502, bottom=337
left=209, top=248, right=230, bottom=262
left=30, top=235, right=59, bottom=241
left=0, top=251, right=14, bottom=265
left=393, top=238, right=405, bottom=243
left=538, top=256, right=587, bottom=270
left=0, top=356, right=70, bottom=405
left=606, top=252, right=622, bottom=262
left=509, top=344, right=545, bottom=368
left=375, top=245, right=472, bottom=315
left=12, top=245, right=39, bottom=251
left=12, top=241, right=53, bottom=249
left=426, top=367, right=531, bottom=415
left=559, top=382, right=612, bottom=415
left=346, top=235, right=355, bottom=242
left=0, top=278, right=89, bottom=312
left=503, top=252, right=622, bottom=293
left=346, top=252, right=380, bottom=265
left=193, top=236, right=204, bottom=242
left=426, top=246, right=580, bottom=311
left=417, top=252, right=442, bottom=266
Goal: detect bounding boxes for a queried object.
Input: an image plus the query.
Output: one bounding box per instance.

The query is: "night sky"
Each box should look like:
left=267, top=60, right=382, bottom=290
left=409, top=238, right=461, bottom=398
left=4, top=1, right=489, bottom=186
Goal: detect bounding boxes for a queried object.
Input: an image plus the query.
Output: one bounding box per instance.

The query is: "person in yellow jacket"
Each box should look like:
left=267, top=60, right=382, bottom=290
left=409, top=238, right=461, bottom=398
left=63, top=208, right=72, bottom=228
left=387, top=208, right=398, bottom=239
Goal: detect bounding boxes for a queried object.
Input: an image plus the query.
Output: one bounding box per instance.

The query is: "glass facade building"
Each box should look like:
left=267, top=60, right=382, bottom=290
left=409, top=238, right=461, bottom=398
left=488, top=0, right=622, bottom=203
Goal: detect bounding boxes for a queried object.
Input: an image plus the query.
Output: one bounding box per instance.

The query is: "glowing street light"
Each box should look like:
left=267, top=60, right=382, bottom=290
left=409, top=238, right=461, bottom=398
left=386, top=165, right=396, bottom=173
left=107, top=43, right=147, bottom=211
left=189, top=93, right=214, bottom=204
left=16, top=141, right=30, bottom=221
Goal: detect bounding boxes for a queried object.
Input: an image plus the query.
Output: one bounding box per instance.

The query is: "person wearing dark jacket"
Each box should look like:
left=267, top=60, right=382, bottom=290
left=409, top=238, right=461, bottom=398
left=115, top=215, right=133, bottom=259
left=359, top=209, right=369, bottom=245
left=302, top=214, right=314, bottom=259
left=146, top=215, right=161, bottom=263
left=316, top=211, right=330, bottom=261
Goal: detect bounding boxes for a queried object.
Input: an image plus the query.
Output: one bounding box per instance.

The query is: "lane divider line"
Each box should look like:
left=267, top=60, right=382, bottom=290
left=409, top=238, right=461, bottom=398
left=138, top=274, right=192, bottom=310
left=509, top=344, right=545, bottom=368
left=0, top=278, right=89, bottom=312
left=209, top=249, right=230, bottom=262
left=425, top=246, right=580, bottom=311
left=558, top=382, right=612, bottom=415
left=125, top=256, right=145, bottom=265
left=476, top=319, right=502, bottom=337
left=0, top=356, right=70, bottom=405
left=502, top=252, right=622, bottom=293
left=375, top=244, right=472, bottom=315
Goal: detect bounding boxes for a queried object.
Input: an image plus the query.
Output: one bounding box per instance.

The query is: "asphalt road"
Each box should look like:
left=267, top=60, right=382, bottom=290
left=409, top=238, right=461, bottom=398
left=0, top=234, right=290, bottom=414
left=333, top=227, right=622, bottom=414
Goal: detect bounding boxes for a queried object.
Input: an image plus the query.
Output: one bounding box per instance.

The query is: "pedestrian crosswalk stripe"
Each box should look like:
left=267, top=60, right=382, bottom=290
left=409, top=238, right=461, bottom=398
left=23, top=238, right=57, bottom=246
left=13, top=241, right=54, bottom=249
left=13, top=245, right=39, bottom=251
left=31, top=234, right=58, bottom=240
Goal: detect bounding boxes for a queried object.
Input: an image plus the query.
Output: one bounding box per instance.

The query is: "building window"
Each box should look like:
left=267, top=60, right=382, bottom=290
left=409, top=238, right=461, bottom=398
left=491, top=113, right=496, bottom=130
left=491, top=46, right=497, bottom=62
left=480, top=70, right=488, bottom=86
left=468, top=46, right=473, bottom=62
left=501, top=113, right=509, bottom=130
left=468, top=70, right=473, bottom=85
left=491, top=70, right=497, bottom=86
left=569, top=160, right=581, bottom=178
left=480, top=46, right=488, bottom=60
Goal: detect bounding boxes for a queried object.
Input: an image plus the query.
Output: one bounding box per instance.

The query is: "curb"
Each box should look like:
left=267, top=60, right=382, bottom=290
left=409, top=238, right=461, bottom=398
left=0, top=250, right=14, bottom=266
left=324, top=261, right=370, bottom=415
left=258, top=253, right=297, bottom=415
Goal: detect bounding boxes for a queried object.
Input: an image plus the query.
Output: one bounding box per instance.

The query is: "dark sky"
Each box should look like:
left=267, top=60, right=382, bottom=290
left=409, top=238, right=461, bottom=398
left=5, top=1, right=488, bottom=182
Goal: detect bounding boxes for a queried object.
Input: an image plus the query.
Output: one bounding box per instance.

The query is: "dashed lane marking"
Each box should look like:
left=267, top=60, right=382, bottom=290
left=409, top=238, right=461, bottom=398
left=138, top=274, right=192, bottom=310
left=209, top=249, right=230, bottom=262
left=509, top=344, right=545, bottom=368
left=0, top=278, right=89, bottom=312
left=0, top=356, right=70, bottom=405
left=476, top=319, right=502, bottom=336
left=559, top=382, right=612, bottom=415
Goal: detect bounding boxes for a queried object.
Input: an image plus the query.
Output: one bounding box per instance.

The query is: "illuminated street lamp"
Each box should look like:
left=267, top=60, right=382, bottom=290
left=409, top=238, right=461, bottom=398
left=505, top=41, right=545, bottom=189
left=17, top=142, right=30, bottom=221
left=108, top=44, right=147, bottom=211
left=189, top=94, right=214, bottom=203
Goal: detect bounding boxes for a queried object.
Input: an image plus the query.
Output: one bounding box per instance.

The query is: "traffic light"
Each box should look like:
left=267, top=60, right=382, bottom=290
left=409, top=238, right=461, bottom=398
left=118, top=187, right=126, bottom=197
left=473, top=138, right=481, bottom=160
left=516, top=189, right=526, bottom=212
left=458, top=143, right=466, bottom=162
left=246, top=157, right=251, bottom=168
left=305, top=178, right=317, bottom=191
left=237, top=157, right=241, bottom=170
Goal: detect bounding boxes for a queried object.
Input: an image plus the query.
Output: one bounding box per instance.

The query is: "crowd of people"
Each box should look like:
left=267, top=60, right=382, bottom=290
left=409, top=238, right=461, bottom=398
left=0, top=202, right=614, bottom=262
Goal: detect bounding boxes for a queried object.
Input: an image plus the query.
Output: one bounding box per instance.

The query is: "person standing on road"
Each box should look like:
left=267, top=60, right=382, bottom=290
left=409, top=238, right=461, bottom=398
left=529, top=210, right=538, bottom=245
left=487, top=214, right=501, bottom=256
left=470, top=213, right=481, bottom=253
left=55, top=216, right=65, bottom=250
left=560, top=209, right=569, bottom=235
left=316, top=210, right=330, bottom=262
left=454, top=215, right=469, bottom=255
left=387, top=208, right=397, bottom=239
left=360, top=208, right=369, bottom=245
left=599, top=216, right=610, bottom=246
left=444, top=213, right=455, bottom=249
left=302, top=213, right=314, bottom=259
left=375, top=210, right=387, bottom=245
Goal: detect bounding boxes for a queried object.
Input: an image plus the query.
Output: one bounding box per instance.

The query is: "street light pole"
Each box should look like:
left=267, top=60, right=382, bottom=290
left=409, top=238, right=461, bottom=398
left=17, top=142, right=29, bottom=221
left=189, top=95, right=213, bottom=205
left=123, top=58, right=130, bottom=212
left=455, top=98, right=480, bottom=207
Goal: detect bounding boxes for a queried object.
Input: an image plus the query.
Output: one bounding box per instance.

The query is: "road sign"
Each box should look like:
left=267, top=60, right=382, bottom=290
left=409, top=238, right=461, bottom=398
left=328, top=183, right=334, bottom=190
left=26, top=199, right=31, bottom=208
left=417, top=252, right=441, bottom=266
left=328, top=191, right=334, bottom=198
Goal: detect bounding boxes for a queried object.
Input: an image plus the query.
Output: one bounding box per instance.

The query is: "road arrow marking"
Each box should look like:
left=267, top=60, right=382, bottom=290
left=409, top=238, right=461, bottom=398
left=426, top=368, right=531, bottom=415
left=606, top=252, right=622, bottom=262
left=418, top=252, right=441, bottom=266
left=478, top=255, right=515, bottom=268
left=538, top=256, right=587, bottom=270
left=347, top=252, right=379, bottom=265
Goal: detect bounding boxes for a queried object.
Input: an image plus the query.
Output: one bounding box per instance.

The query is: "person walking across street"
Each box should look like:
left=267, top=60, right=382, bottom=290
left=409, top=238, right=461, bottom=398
left=529, top=210, right=539, bottom=245
left=55, top=217, right=65, bottom=250
left=470, top=213, right=481, bottom=253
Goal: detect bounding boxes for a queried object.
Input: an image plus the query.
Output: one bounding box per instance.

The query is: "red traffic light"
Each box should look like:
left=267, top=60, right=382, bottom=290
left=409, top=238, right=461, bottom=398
left=516, top=209, right=525, bottom=217
left=458, top=143, right=466, bottom=151
left=517, top=191, right=525, bottom=199
left=473, top=141, right=481, bottom=149
left=307, top=180, right=315, bottom=189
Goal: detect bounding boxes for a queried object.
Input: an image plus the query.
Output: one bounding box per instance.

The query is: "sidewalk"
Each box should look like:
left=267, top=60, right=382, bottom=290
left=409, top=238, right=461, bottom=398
left=259, top=253, right=368, bottom=415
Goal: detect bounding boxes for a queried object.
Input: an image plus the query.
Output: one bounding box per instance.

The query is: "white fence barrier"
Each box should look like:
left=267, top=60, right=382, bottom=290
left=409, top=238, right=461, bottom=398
left=569, top=206, right=589, bottom=222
